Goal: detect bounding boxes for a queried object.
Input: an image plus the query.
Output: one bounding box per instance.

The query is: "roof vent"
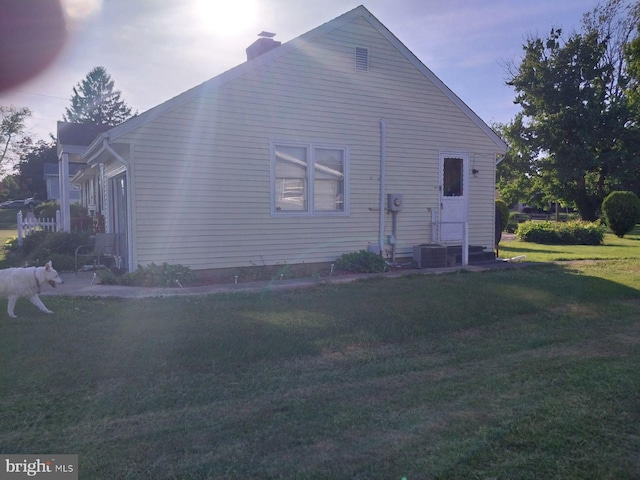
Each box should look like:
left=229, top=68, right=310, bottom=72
left=355, top=47, right=369, bottom=72
left=246, top=32, right=281, bottom=61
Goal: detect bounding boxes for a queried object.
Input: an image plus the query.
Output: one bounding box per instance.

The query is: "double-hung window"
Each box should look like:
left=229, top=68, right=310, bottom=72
left=272, top=142, right=347, bottom=215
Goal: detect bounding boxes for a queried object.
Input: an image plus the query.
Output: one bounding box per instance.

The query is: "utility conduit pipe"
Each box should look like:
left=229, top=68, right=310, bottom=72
left=379, top=119, right=386, bottom=256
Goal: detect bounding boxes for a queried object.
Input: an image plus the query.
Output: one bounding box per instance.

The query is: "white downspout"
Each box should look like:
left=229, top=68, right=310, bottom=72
left=379, top=119, right=386, bottom=256
left=463, top=217, right=469, bottom=266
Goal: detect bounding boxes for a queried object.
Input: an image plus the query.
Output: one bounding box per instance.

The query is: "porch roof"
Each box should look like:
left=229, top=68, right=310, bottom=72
left=70, top=164, right=99, bottom=185
left=57, top=122, right=111, bottom=160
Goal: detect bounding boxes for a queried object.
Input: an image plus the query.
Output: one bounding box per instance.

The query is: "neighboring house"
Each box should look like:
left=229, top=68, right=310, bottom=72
left=43, top=162, right=85, bottom=202
left=56, top=122, right=111, bottom=230
left=58, top=5, right=507, bottom=274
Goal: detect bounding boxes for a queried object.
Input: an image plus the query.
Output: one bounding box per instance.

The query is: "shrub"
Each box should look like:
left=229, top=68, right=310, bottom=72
left=1, top=231, right=91, bottom=269
left=96, top=269, right=118, bottom=285
left=34, top=202, right=92, bottom=232
left=336, top=250, right=387, bottom=273
left=112, top=262, right=196, bottom=287
left=495, top=199, right=510, bottom=232
left=601, top=191, right=640, bottom=238
left=34, top=201, right=59, bottom=218
left=505, top=213, right=520, bottom=233
left=48, top=253, right=77, bottom=272
left=515, top=221, right=605, bottom=245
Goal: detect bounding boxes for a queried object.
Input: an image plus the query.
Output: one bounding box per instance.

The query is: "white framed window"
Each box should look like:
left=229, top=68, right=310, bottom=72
left=271, top=141, right=348, bottom=215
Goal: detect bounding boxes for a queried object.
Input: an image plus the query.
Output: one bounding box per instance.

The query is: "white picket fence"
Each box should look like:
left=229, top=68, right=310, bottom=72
left=17, top=210, right=60, bottom=246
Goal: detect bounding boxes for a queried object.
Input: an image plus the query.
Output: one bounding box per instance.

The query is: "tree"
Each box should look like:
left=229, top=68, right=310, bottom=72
left=494, top=117, right=540, bottom=208
left=63, top=66, right=134, bottom=126
left=626, top=24, right=640, bottom=118
left=15, top=139, right=56, bottom=201
left=0, top=105, right=31, bottom=168
left=0, top=175, right=23, bottom=202
left=503, top=0, right=640, bottom=221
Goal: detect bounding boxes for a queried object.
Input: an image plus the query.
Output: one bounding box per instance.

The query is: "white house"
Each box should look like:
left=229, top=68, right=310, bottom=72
left=44, top=162, right=88, bottom=202
left=59, top=5, right=507, bottom=274
left=56, top=122, right=111, bottom=229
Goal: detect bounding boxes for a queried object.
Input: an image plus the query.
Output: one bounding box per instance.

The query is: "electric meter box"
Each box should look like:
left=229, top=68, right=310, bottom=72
left=387, top=194, right=403, bottom=212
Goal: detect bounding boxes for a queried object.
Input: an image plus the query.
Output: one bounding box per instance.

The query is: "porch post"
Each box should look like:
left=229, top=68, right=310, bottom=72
left=17, top=211, right=23, bottom=246
left=59, top=152, right=71, bottom=232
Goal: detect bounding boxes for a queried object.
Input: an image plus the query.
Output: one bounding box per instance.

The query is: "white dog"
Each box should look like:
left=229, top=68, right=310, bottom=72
left=0, top=261, right=63, bottom=318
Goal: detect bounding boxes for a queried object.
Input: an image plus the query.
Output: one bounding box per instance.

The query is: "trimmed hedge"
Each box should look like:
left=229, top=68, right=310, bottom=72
left=515, top=221, right=606, bottom=245
left=601, top=191, right=640, bottom=238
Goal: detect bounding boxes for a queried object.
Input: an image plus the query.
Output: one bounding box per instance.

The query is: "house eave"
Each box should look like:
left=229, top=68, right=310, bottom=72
left=57, top=143, right=87, bottom=157
left=70, top=164, right=98, bottom=185
left=82, top=135, right=129, bottom=168
left=82, top=133, right=110, bottom=164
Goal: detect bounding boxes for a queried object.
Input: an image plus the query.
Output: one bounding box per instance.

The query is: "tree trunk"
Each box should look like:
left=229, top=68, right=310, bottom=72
left=575, top=192, right=599, bottom=221
left=574, top=176, right=599, bottom=221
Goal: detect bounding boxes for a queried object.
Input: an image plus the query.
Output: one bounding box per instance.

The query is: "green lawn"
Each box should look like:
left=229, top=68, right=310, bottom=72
left=499, top=225, right=640, bottom=262
left=0, top=209, right=18, bottom=254
left=1, top=240, right=639, bottom=477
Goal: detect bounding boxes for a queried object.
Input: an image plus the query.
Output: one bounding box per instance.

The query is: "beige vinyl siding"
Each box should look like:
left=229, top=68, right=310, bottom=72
left=118, top=15, right=502, bottom=271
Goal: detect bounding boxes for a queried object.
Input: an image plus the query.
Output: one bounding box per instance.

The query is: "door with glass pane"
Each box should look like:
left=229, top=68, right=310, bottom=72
left=110, top=174, right=128, bottom=268
left=439, top=153, right=467, bottom=242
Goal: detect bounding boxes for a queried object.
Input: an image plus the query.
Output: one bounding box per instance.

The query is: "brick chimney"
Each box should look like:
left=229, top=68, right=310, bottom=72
left=246, top=31, right=281, bottom=60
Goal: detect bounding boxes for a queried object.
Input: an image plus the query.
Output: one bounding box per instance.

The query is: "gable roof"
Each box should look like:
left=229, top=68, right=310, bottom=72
left=87, top=5, right=506, bottom=154
left=58, top=121, right=112, bottom=158
left=58, top=121, right=111, bottom=146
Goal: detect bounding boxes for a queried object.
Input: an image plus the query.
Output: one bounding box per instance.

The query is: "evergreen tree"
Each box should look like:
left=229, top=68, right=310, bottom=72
left=63, top=66, right=134, bottom=126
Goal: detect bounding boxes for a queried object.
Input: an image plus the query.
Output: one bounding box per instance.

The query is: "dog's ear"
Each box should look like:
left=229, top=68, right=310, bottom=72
left=45, top=261, right=52, bottom=271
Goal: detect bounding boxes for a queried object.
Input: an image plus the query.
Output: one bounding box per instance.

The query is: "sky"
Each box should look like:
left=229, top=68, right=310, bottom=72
left=0, top=0, right=603, bottom=143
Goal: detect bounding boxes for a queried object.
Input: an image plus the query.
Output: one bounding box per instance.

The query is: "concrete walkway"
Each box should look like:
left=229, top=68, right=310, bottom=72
left=40, top=260, right=531, bottom=299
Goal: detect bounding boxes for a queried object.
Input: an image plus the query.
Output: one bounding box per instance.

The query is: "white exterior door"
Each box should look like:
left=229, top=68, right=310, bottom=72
left=109, top=174, right=128, bottom=267
left=439, top=152, right=468, bottom=243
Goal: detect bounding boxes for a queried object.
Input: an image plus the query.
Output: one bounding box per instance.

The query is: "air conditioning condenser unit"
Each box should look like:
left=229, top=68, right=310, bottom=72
left=412, top=244, right=447, bottom=268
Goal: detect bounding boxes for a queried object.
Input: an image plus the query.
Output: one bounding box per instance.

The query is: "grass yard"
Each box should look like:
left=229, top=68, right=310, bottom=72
left=499, top=225, right=640, bottom=262
left=1, top=253, right=639, bottom=478
left=0, top=209, right=18, bottom=254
